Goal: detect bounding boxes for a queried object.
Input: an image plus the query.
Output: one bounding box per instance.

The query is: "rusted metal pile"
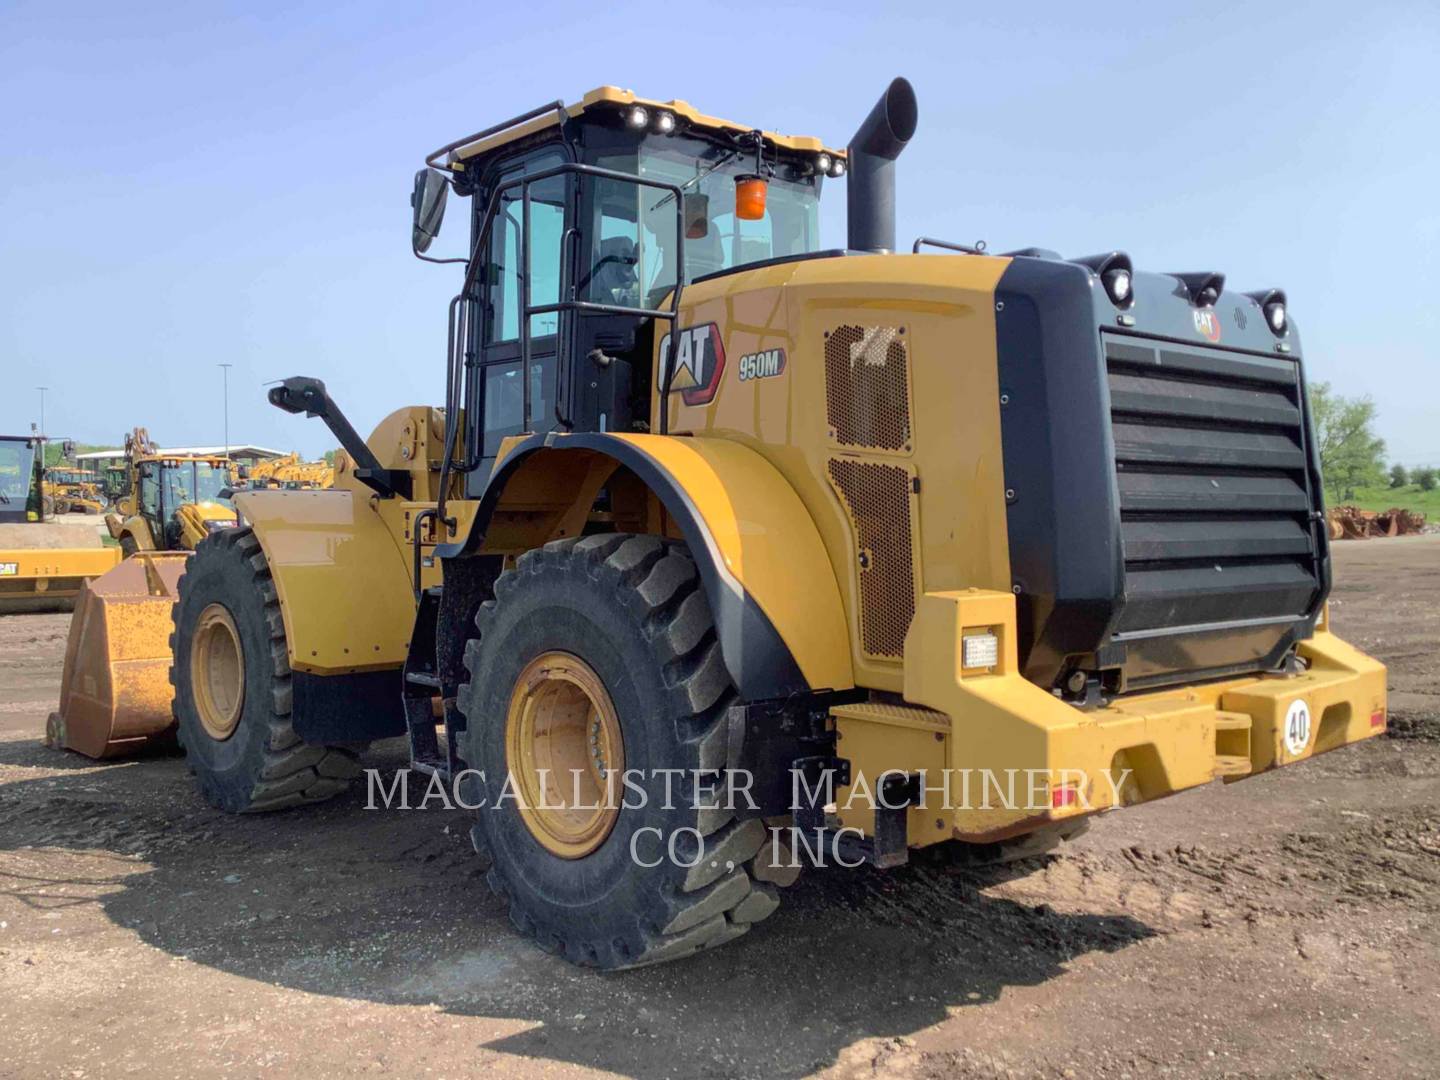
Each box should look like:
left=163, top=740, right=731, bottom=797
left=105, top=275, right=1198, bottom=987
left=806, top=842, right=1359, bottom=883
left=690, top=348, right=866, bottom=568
left=1327, top=505, right=1428, bottom=540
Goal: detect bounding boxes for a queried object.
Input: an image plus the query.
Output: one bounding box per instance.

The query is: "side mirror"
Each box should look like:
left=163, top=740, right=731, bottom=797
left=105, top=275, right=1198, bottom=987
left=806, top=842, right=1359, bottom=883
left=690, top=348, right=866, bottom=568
left=61, top=439, right=75, bottom=460
left=411, top=168, right=450, bottom=254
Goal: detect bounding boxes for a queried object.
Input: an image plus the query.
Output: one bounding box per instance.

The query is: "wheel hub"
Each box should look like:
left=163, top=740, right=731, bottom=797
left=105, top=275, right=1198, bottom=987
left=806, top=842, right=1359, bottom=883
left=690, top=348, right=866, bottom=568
left=506, top=652, right=625, bottom=859
left=192, top=603, right=245, bottom=741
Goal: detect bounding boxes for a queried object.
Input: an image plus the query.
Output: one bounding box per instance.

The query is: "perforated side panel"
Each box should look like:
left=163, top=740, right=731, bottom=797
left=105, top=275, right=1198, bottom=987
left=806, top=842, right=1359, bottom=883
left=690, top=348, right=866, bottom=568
left=827, top=458, right=916, bottom=659
left=823, top=325, right=912, bottom=452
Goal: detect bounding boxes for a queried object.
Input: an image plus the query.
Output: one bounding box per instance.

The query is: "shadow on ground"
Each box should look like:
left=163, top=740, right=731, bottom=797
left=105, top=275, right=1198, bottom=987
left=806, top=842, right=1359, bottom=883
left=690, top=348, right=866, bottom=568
left=0, top=736, right=1154, bottom=1077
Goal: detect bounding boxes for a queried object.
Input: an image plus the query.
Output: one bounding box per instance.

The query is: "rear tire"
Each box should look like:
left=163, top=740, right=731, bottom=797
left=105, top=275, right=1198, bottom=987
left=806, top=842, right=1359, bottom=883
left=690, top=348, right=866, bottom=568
left=170, top=527, right=362, bottom=812
left=459, top=534, right=781, bottom=969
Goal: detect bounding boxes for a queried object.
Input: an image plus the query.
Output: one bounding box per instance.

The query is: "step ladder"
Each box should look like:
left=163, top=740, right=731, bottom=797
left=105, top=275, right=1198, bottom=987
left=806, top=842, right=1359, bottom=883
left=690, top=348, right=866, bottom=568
left=401, top=584, right=467, bottom=781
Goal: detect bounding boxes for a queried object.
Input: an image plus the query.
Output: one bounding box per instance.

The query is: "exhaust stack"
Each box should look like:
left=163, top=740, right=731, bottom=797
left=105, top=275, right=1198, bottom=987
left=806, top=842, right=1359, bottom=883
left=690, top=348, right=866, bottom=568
left=846, top=78, right=919, bottom=253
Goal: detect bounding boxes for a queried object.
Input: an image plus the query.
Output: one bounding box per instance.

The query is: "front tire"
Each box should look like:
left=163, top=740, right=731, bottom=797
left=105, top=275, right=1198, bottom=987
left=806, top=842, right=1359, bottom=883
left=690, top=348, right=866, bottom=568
left=170, top=528, right=362, bottom=812
left=459, top=534, right=782, bottom=968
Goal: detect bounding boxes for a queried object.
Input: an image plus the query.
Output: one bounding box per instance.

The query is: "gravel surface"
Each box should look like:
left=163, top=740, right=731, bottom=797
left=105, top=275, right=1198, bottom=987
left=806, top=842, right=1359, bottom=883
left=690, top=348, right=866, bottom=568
left=1, top=536, right=1437, bottom=1078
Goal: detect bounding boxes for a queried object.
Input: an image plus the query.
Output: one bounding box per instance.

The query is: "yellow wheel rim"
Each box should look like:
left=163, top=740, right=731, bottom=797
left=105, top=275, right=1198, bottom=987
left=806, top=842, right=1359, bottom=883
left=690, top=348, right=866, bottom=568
left=192, top=603, right=245, bottom=741
left=506, top=652, right=625, bottom=859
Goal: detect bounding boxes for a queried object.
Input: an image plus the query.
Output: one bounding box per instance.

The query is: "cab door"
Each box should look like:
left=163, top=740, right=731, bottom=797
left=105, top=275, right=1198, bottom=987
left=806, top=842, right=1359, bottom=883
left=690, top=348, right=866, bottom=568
left=474, top=146, right=571, bottom=471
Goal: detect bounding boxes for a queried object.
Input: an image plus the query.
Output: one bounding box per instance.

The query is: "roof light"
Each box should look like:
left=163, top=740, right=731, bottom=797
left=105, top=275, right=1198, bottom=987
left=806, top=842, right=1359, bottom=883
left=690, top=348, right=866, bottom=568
left=829, top=157, right=846, bottom=178
left=1175, top=271, right=1226, bottom=308
left=815, top=152, right=833, bottom=176
left=1103, top=267, right=1132, bottom=305
left=1072, top=252, right=1135, bottom=310
left=624, top=106, right=649, bottom=129
left=654, top=110, right=675, bottom=134
left=1244, top=288, right=1289, bottom=337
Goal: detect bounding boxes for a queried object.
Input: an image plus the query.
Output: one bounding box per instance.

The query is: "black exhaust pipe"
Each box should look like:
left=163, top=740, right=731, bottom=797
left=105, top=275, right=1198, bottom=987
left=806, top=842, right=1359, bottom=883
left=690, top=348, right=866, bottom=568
left=847, top=78, right=919, bottom=253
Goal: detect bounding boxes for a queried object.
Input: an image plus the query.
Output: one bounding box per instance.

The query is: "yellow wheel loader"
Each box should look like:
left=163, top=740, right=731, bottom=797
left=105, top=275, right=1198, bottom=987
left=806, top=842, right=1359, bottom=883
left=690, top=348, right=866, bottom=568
left=0, top=434, right=121, bottom=614
left=84, top=79, right=1388, bottom=969
left=104, top=428, right=239, bottom=555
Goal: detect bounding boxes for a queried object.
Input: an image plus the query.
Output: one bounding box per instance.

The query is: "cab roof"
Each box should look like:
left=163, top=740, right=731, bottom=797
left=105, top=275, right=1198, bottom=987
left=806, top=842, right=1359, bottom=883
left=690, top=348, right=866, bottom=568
left=445, top=86, right=846, bottom=170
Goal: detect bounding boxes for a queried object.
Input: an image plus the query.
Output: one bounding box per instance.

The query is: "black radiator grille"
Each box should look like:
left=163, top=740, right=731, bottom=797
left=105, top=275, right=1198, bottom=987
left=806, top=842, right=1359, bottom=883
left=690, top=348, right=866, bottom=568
left=1104, top=334, right=1322, bottom=636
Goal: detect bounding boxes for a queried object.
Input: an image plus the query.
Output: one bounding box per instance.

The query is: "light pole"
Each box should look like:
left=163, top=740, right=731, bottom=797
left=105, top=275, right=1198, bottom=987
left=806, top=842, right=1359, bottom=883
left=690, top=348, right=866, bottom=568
left=218, top=364, right=233, bottom=461
left=36, top=387, right=48, bottom=438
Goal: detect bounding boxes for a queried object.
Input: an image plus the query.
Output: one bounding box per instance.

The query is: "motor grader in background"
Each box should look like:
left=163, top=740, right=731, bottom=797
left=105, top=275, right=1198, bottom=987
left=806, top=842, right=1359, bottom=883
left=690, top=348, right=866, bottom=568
left=41, top=467, right=107, bottom=516
left=0, top=434, right=120, bottom=613
left=53, top=78, right=1387, bottom=969
left=104, top=428, right=239, bottom=555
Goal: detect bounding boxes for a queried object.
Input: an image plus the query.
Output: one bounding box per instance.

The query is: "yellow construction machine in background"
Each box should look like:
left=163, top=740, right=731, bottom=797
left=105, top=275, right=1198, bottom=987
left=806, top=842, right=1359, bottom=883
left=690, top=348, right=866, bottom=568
left=104, top=428, right=239, bottom=554
left=42, top=425, right=239, bottom=758
left=42, top=467, right=107, bottom=516
left=0, top=433, right=120, bottom=614
left=243, top=450, right=335, bottom=489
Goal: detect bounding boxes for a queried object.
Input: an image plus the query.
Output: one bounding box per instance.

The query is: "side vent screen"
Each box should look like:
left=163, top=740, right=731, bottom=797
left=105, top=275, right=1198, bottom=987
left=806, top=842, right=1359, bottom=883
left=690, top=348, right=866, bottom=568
left=827, top=458, right=917, bottom=659
left=824, top=325, right=912, bottom=452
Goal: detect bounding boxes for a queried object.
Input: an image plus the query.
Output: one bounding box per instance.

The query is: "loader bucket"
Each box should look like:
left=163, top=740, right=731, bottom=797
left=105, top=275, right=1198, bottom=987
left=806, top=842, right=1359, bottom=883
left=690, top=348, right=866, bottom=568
left=45, top=551, right=190, bottom=760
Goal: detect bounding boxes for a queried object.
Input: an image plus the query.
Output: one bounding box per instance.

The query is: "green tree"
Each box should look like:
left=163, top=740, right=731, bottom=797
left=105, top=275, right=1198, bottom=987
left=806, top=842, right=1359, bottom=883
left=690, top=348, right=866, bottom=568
left=1415, top=467, right=1438, bottom=492
left=1309, top=382, right=1386, bottom=497
left=1389, top=463, right=1409, bottom=488
left=43, top=441, right=119, bottom=468
left=323, top=449, right=337, bottom=467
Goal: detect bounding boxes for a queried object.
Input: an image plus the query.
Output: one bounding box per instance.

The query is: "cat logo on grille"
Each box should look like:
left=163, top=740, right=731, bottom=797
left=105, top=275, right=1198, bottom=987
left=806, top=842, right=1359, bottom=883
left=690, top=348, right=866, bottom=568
left=658, top=323, right=726, bottom=405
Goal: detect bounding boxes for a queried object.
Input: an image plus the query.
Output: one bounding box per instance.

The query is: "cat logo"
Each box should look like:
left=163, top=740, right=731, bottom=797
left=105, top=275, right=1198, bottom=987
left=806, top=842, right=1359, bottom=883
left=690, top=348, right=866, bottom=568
left=0, top=562, right=17, bottom=577
left=737, top=348, right=787, bottom=382
left=1192, top=308, right=1222, bottom=343
left=658, top=323, right=726, bottom=406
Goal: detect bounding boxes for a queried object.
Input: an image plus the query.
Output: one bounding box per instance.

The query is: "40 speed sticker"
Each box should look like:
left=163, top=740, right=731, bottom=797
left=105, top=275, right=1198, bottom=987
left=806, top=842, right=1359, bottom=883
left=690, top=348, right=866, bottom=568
left=1282, top=698, right=1313, bottom=757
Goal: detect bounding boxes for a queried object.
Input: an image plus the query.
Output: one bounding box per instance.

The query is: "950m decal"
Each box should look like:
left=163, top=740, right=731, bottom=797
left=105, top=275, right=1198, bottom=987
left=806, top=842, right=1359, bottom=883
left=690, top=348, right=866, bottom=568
left=737, top=348, right=787, bottom=383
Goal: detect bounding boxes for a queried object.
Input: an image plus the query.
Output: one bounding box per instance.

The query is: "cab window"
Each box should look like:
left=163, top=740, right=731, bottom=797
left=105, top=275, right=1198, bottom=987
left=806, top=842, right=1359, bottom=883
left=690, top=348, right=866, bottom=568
left=485, top=151, right=567, bottom=343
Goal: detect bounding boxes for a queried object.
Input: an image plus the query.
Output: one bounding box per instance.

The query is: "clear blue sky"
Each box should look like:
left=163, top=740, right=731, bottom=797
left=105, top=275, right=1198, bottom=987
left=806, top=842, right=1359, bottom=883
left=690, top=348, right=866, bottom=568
left=2, top=1, right=1436, bottom=463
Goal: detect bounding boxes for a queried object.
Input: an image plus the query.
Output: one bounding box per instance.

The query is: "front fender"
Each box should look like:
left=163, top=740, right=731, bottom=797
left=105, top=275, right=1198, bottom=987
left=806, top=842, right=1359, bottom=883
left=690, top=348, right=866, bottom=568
left=233, top=489, right=414, bottom=675
left=442, top=432, right=853, bottom=701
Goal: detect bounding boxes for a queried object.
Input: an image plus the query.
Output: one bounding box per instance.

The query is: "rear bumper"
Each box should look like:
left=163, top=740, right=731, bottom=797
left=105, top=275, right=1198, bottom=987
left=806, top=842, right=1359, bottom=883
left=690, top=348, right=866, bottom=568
left=832, top=591, right=1386, bottom=847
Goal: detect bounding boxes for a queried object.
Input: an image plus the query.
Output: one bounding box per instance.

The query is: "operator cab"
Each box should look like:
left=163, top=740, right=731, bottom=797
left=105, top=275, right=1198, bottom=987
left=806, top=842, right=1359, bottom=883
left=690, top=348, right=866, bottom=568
left=0, top=436, right=41, bottom=525
left=411, top=88, right=845, bottom=485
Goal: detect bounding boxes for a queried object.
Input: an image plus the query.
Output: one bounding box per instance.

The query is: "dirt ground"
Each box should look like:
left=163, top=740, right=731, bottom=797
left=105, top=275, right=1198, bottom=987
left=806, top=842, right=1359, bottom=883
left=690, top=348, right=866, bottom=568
left=2, top=538, right=1437, bottom=1079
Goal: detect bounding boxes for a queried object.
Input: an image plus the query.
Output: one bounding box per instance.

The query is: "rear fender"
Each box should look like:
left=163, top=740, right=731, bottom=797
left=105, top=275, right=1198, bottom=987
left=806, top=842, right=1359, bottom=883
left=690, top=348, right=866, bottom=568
left=441, top=432, right=853, bottom=700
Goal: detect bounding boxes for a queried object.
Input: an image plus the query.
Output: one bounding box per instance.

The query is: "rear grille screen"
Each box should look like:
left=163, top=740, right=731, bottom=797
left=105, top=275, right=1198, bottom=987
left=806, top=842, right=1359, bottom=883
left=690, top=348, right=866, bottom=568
left=827, top=458, right=916, bottom=659
left=823, top=325, right=912, bottom=452
left=1104, top=335, right=1321, bottom=634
